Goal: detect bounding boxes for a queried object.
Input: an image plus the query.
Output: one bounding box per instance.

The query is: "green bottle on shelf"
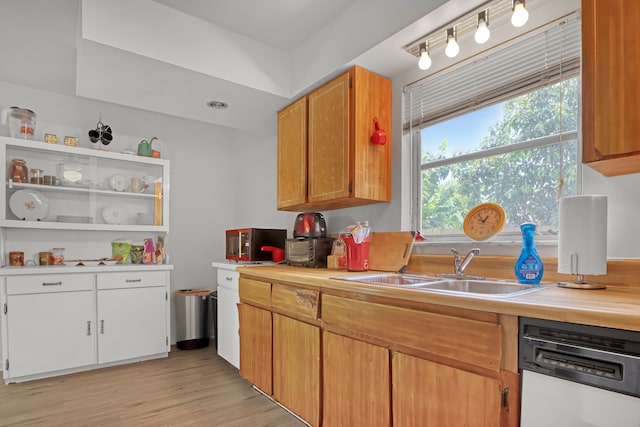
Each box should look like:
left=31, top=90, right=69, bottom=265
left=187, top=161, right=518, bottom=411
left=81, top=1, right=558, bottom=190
left=514, top=222, right=544, bottom=284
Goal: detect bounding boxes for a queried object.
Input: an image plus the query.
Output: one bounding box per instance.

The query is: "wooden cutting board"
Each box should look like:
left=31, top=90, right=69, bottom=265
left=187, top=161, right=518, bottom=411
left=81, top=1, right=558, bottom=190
left=368, top=231, right=416, bottom=272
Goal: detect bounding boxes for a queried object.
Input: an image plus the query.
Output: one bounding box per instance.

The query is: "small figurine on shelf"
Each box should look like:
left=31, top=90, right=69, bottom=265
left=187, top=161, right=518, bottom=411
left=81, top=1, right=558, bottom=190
left=155, top=236, right=165, bottom=264
left=143, top=238, right=155, bottom=264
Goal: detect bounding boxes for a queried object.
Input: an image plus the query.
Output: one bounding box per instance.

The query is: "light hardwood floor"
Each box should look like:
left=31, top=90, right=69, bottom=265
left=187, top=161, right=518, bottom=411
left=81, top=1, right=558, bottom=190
left=0, top=345, right=307, bottom=427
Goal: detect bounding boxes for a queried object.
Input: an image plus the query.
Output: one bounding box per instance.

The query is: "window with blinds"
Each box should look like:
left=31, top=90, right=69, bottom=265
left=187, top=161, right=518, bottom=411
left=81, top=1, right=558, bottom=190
left=405, top=14, right=581, bottom=239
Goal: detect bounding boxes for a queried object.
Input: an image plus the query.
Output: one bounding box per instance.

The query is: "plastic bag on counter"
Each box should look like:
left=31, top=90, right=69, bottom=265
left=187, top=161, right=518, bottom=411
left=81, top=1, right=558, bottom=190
left=111, top=240, right=131, bottom=264
left=339, top=221, right=371, bottom=244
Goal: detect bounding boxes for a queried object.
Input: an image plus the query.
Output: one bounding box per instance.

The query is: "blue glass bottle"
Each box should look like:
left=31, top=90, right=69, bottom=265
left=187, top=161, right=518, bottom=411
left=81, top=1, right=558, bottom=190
left=515, top=222, right=544, bottom=284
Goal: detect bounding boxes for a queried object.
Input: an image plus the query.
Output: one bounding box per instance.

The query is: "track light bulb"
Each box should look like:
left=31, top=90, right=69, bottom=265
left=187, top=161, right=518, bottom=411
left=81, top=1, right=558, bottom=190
left=475, top=11, right=490, bottom=44
left=445, top=28, right=459, bottom=58
left=418, top=43, right=431, bottom=70
left=511, top=0, right=529, bottom=27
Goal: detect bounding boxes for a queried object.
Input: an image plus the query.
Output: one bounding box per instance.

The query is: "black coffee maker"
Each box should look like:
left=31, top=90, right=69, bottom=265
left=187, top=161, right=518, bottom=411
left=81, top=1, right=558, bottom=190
left=285, top=213, right=334, bottom=267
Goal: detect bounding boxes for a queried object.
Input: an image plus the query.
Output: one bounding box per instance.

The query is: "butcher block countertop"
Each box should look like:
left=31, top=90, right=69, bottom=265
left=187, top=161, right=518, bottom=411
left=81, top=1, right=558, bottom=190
left=237, top=264, right=640, bottom=333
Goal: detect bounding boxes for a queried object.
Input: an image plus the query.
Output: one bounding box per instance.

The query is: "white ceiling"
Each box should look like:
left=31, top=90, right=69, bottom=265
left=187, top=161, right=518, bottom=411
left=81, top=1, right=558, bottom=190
left=0, top=0, right=494, bottom=133
left=153, top=0, right=359, bottom=52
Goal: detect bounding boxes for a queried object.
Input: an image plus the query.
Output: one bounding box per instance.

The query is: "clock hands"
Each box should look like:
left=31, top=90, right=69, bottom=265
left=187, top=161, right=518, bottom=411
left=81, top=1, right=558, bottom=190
left=476, top=213, right=490, bottom=223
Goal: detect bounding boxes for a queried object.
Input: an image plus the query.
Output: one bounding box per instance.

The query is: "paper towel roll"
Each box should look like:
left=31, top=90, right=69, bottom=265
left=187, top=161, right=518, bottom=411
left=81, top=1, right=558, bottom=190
left=558, top=195, right=607, bottom=275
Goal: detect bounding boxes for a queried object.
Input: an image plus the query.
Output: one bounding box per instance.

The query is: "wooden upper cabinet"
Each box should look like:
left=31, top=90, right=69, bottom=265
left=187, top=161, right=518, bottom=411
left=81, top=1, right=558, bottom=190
left=276, top=66, right=392, bottom=211
left=582, top=0, right=640, bottom=176
left=277, top=97, right=308, bottom=210
left=308, top=72, right=351, bottom=205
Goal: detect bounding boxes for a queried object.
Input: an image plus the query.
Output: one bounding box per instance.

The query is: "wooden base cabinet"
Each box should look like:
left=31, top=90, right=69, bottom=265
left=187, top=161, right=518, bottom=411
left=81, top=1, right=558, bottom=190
left=322, top=331, right=391, bottom=427
left=273, top=313, right=320, bottom=427
left=582, top=0, right=640, bottom=176
left=238, top=303, right=272, bottom=395
left=392, top=352, right=501, bottom=427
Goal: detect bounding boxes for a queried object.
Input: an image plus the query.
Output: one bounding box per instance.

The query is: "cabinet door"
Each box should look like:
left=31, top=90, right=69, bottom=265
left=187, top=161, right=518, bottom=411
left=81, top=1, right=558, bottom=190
left=238, top=304, right=272, bottom=394
left=97, top=286, right=167, bottom=363
left=6, top=291, right=95, bottom=378
left=307, top=72, right=351, bottom=204
left=273, top=313, right=320, bottom=427
left=277, top=97, right=308, bottom=209
left=322, top=331, right=391, bottom=427
left=392, top=352, right=501, bottom=427
left=582, top=0, right=640, bottom=175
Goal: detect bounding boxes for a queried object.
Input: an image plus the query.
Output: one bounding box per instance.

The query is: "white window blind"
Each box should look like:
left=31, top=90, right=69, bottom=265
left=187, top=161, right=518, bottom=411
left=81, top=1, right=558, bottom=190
left=403, top=14, right=581, bottom=132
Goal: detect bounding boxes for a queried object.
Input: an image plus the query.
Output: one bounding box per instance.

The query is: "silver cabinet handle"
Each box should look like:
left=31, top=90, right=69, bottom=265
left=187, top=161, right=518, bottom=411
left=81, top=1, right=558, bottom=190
left=42, top=281, right=63, bottom=286
left=225, top=277, right=233, bottom=281
left=125, top=279, right=142, bottom=283
left=87, top=321, right=91, bottom=336
left=100, top=320, right=105, bottom=334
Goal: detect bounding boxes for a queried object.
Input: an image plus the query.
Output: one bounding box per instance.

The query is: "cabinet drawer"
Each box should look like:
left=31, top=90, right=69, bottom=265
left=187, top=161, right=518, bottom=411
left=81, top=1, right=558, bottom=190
left=272, top=284, right=318, bottom=320
left=239, top=277, right=270, bottom=307
left=6, top=274, right=94, bottom=294
left=322, top=294, right=501, bottom=372
left=217, top=269, right=239, bottom=290
left=97, top=271, right=166, bottom=290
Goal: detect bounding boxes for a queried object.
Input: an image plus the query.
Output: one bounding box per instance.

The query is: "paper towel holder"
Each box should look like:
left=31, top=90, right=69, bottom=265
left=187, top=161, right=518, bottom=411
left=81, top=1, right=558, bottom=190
left=557, top=252, right=606, bottom=289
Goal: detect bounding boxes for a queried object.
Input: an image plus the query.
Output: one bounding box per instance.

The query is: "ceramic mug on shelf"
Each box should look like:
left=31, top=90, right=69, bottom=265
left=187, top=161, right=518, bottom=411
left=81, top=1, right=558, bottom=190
left=131, top=177, right=144, bottom=193
left=39, top=251, right=53, bottom=266
left=43, top=175, right=61, bottom=186
left=9, top=251, right=24, bottom=266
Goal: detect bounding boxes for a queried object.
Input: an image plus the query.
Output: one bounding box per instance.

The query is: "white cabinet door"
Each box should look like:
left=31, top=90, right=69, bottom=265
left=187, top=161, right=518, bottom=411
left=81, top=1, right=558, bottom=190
left=97, top=286, right=167, bottom=363
left=6, top=291, right=95, bottom=378
left=217, top=285, right=240, bottom=368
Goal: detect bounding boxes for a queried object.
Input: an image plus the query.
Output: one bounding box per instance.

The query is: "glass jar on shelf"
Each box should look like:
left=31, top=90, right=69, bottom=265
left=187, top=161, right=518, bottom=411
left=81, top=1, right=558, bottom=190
left=9, top=158, right=28, bottom=183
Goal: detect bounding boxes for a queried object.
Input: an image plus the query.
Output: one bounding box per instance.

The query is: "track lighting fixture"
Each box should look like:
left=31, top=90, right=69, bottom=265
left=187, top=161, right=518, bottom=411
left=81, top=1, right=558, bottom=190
left=418, top=42, right=432, bottom=70
left=511, top=0, right=529, bottom=27
left=444, top=27, right=459, bottom=58
left=407, top=0, right=532, bottom=71
left=474, top=10, right=490, bottom=44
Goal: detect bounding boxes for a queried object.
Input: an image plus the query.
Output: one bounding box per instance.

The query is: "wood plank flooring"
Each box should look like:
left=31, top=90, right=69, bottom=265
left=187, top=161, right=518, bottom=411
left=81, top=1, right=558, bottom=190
left=0, top=345, right=307, bottom=426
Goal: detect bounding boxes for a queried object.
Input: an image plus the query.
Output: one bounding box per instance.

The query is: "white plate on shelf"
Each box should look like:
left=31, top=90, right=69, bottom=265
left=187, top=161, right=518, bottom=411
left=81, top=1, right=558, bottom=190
left=9, top=189, right=49, bottom=221
left=108, top=174, right=129, bottom=192
left=102, top=204, right=126, bottom=225
left=57, top=215, right=93, bottom=224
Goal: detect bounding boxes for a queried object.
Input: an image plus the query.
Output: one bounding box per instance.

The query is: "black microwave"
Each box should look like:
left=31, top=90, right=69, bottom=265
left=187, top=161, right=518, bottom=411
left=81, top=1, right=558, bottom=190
left=225, top=228, right=286, bottom=262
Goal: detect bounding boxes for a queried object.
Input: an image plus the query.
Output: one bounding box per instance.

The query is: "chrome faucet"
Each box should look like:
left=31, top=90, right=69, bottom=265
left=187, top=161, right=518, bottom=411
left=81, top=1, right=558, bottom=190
left=451, top=248, right=480, bottom=276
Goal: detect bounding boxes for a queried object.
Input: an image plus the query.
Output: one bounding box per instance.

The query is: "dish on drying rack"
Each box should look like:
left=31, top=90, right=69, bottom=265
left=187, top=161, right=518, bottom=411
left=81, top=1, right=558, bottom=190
left=64, top=259, right=119, bottom=266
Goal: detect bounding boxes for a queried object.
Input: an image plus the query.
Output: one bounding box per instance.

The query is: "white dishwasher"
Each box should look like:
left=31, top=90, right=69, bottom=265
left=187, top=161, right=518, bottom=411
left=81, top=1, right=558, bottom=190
left=215, top=267, right=240, bottom=368
left=519, top=317, right=640, bottom=427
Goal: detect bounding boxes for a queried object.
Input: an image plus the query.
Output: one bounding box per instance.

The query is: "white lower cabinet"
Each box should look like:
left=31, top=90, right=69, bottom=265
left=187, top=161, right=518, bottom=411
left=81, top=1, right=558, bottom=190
left=1, top=269, right=171, bottom=383
left=97, top=286, right=167, bottom=363
left=7, top=290, right=96, bottom=378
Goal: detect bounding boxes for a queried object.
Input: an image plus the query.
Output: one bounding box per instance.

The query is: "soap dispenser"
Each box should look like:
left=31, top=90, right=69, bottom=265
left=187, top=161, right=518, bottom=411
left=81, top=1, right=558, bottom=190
left=515, top=222, right=543, bottom=284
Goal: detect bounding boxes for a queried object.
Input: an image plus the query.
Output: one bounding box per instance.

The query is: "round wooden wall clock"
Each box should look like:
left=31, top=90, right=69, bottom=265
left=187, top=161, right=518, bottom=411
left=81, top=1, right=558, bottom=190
left=463, top=202, right=506, bottom=241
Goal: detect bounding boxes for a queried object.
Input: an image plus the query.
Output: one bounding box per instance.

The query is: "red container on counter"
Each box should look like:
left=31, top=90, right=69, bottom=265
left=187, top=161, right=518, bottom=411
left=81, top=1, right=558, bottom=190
left=342, top=235, right=370, bottom=271
left=340, top=221, right=371, bottom=272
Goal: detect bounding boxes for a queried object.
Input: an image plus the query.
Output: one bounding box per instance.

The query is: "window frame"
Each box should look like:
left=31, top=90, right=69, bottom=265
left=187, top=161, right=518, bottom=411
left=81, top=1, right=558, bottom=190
left=404, top=14, right=583, bottom=252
